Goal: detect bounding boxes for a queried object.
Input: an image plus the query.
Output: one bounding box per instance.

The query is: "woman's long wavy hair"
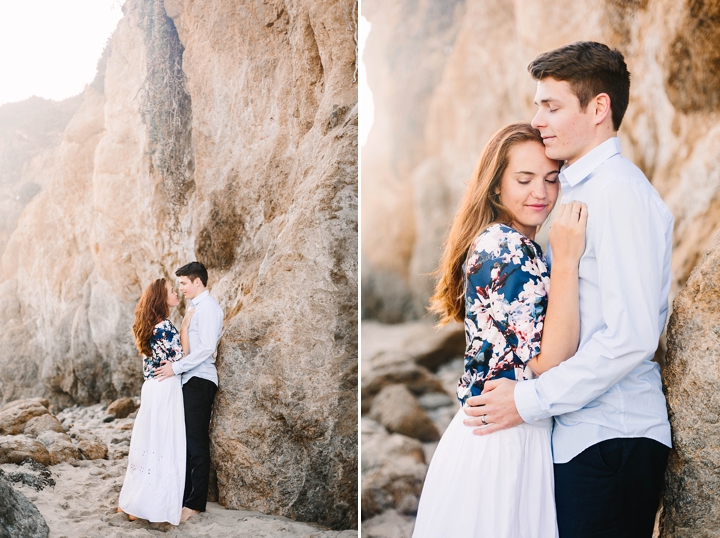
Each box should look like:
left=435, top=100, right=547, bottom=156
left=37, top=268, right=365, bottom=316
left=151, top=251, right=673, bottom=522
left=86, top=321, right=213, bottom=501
left=428, top=123, right=546, bottom=325
left=133, top=278, right=170, bottom=357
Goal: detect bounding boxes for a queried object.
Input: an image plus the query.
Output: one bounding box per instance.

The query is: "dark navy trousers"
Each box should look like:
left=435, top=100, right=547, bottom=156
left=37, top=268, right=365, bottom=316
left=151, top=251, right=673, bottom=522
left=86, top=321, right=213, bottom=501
left=554, top=437, right=669, bottom=538
left=182, top=376, right=217, bottom=512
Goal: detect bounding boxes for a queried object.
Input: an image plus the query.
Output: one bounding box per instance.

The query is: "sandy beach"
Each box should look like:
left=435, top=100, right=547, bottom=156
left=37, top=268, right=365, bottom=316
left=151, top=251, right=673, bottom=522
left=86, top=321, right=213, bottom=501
left=2, top=403, right=357, bottom=538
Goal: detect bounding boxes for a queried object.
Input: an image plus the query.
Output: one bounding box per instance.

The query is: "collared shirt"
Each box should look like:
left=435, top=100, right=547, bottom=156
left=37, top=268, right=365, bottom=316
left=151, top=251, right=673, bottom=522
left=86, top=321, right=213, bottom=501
left=171, top=290, right=223, bottom=386
left=514, top=137, right=673, bottom=464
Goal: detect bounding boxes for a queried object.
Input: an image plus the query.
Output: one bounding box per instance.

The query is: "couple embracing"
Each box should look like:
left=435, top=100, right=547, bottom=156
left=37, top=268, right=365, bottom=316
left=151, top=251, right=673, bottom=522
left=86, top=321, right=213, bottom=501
left=413, top=42, right=672, bottom=537
left=117, top=261, right=223, bottom=526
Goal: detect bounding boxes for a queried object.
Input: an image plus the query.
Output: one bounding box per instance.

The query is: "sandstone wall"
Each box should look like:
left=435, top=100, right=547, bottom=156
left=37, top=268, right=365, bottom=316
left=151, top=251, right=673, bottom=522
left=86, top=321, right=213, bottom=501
left=0, top=0, right=357, bottom=529
left=661, top=233, right=720, bottom=537
left=362, top=0, right=720, bottom=322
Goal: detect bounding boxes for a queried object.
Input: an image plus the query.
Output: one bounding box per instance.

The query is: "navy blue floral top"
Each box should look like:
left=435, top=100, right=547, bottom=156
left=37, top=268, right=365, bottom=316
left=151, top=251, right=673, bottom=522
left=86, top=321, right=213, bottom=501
left=457, top=223, right=550, bottom=405
left=142, top=319, right=184, bottom=380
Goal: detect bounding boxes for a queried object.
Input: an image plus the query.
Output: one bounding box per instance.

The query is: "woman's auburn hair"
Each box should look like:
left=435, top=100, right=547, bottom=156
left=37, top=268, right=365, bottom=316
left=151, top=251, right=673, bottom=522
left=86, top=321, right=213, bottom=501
left=132, top=278, right=170, bottom=357
left=428, top=122, right=545, bottom=325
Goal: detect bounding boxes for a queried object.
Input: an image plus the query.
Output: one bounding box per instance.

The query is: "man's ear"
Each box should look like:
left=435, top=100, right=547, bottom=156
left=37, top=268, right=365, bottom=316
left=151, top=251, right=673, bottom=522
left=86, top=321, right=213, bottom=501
left=593, top=93, right=612, bottom=126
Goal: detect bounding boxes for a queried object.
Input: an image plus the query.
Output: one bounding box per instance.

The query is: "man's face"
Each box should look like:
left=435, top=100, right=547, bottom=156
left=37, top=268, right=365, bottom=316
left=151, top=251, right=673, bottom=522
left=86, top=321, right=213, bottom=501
left=178, top=276, right=203, bottom=300
left=531, top=77, right=597, bottom=165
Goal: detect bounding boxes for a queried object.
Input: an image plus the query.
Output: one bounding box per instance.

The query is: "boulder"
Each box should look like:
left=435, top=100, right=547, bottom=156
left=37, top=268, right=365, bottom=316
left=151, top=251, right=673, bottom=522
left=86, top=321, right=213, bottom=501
left=22, top=413, right=65, bottom=438
left=0, top=398, right=49, bottom=413
left=361, top=509, right=416, bottom=538
left=361, top=351, right=448, bottom=414
left=0, top=435, right=51, bottom=466
left=661, top=233, right=720, bottom=536
left=106, top=397, right=138, bottom=419
left=0, top=401, right=49, bottom=435
left=362, top=321, right=465, bottom=373
left=37, top=431, right=81, bottom=465
left=369, top=385, right=440, bottom=442
left=361, top=418, right=427, bottom=520
left=74, top=432, right=108, bottom=461
left=0, top=471, right=50, bottom=538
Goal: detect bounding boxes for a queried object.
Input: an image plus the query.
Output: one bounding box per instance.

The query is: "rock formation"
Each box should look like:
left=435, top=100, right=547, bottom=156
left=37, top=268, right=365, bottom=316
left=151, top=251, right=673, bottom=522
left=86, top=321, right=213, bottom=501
left=362, top=0, right=720, bottom=323
left=0, top=0, right=357, bottom=530
left=661, top=233, right=720, bottom=537
left=0, top=471, right=50, bottom=538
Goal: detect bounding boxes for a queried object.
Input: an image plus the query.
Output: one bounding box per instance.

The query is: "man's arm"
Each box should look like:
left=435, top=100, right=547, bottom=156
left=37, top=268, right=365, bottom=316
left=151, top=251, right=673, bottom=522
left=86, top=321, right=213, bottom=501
left=467, top=182, right=670, bottom=432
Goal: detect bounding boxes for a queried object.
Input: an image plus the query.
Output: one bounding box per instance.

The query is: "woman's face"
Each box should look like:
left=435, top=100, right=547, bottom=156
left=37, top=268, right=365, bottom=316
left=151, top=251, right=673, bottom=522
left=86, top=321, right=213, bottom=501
left=165, top=281, right=180, bottom=308
left=498, top=141, right=560, bottom=240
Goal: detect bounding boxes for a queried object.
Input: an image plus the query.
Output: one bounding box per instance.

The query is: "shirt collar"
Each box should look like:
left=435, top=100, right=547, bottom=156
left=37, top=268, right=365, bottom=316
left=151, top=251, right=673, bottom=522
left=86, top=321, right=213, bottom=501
left=190, top=290, right=209, bottom=307
left=559, top=137, right=621, bottom=188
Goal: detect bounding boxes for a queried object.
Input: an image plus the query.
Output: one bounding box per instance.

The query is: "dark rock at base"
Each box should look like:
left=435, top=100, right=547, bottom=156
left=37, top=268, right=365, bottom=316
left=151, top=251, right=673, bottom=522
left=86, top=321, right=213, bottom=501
left=0, top=471, right=50, bottom=538
left=102, top=415, right=116, bottom=423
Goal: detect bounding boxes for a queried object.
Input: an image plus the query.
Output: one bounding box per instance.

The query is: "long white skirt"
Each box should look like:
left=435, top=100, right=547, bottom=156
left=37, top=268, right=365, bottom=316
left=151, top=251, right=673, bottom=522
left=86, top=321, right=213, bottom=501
left=118, top=376, right=186, bottom=525
left=413, top=407, right=558, bottom=538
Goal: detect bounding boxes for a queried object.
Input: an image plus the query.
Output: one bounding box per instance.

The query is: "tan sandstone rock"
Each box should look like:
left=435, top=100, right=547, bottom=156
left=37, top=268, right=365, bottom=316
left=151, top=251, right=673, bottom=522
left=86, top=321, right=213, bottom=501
left=369, top=384, right=440, bottom=443
left=361, top=418, right=427, bottom=520
left=0, top=435, right=51, bottom=466
left=36, top=431, right=82, bottom=465
left=106, top=397, right=137, bottom=419
left=22, top=414, right=66, bottom=438
left=661, top=232, right=720, bottom=536
left=0, top=400, right=49, bottom=435
left=74, top=432, right=108, bottom=461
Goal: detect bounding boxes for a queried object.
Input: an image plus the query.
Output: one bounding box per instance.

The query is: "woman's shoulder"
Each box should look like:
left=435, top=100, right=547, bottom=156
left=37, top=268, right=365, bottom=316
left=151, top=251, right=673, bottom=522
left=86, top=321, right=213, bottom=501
left=153, top=319, right=178, bottom=335
left=471, top=223, right=532, bottom=258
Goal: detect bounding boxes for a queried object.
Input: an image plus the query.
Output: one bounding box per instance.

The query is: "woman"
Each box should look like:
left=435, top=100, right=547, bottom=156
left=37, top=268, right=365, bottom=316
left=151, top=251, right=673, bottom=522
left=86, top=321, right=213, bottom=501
left=117, top=278, right=193, bottom=525
left=412, top=123, right=587, bottom=537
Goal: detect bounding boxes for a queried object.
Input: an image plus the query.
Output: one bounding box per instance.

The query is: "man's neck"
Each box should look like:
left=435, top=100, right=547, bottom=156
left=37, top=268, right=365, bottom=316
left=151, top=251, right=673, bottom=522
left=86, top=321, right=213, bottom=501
left=567, top=130, right=617, bottom=167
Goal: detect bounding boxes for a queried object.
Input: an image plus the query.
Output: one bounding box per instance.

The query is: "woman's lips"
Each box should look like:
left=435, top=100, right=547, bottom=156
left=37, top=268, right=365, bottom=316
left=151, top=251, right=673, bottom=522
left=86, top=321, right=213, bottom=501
left=526, top=204, right=548, bottom=212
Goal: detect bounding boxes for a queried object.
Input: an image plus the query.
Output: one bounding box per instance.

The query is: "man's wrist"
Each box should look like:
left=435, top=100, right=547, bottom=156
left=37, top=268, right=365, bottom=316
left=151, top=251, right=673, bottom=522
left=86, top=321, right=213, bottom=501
left=514, top=379, right=547, bottom=423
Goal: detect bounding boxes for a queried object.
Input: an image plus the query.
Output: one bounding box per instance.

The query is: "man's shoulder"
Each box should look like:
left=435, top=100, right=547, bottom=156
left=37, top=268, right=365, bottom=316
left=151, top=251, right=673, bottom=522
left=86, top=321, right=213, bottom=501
left=198, top=293, right=224, bottom=316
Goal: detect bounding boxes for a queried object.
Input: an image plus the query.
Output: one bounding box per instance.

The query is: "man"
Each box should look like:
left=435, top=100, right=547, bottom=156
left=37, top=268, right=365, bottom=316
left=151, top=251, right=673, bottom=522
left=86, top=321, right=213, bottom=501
left=464, top=42, right=672, bottom=537
left=155, top=261, right=224, bottom=522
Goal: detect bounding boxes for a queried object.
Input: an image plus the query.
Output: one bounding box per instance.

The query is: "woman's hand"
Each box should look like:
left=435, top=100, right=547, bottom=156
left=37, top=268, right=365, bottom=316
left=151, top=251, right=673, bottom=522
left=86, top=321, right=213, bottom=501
left=549, top=201, right=588, bottom=268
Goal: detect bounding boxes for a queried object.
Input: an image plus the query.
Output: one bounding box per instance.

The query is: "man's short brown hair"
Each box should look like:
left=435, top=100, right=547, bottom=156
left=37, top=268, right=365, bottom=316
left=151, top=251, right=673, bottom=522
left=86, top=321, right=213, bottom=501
left=528, top=41, right=630, bottom=131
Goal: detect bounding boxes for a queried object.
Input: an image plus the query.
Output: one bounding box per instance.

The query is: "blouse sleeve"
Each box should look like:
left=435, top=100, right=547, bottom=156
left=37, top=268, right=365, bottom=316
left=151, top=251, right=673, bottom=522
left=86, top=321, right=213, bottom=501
left=151, top=320, right=185, bottom=364
left=465, top=230, right=548, bottom=369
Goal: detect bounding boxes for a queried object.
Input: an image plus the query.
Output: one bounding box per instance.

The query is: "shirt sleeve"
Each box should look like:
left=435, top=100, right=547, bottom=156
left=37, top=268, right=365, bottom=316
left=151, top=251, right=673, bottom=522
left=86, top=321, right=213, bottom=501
left=151, top=321, right=185, bottom=363
left=465, top=235, right=546, bottom=372
left=171, top=304, right=223, bottom=375
left=515, top=182, right=670, bottom=422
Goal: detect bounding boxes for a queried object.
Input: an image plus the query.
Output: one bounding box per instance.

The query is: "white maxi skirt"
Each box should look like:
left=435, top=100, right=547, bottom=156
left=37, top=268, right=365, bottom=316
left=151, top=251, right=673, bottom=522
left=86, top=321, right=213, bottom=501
left=412, top=407, right=558, bottom=538
left=118, top=376, right=186, bottom=525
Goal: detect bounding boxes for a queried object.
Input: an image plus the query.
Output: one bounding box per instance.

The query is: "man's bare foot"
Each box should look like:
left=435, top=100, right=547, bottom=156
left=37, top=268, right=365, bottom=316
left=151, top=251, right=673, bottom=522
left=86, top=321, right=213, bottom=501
left=117, top=507, right=137, bottom=521
left=180, top=507, right=199, bottom=522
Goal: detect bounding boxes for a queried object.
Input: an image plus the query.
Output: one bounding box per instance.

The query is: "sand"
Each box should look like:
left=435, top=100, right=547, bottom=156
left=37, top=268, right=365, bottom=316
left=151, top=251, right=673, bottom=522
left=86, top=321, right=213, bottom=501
left=2, top=403, right=357, bottom=537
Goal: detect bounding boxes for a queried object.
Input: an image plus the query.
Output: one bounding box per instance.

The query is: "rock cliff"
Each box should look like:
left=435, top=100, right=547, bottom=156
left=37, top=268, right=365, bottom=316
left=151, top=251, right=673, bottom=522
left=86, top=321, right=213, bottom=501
left=362, top=0, right=720, bottom=323
left=0, top=0, right=357, bottom=529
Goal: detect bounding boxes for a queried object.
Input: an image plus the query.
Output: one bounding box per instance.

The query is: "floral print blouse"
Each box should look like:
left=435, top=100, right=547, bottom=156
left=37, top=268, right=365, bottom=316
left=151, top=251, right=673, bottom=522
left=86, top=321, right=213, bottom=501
left=142, top=319, right=184, bottom=380
left=457, top=223, right=550, bottom=405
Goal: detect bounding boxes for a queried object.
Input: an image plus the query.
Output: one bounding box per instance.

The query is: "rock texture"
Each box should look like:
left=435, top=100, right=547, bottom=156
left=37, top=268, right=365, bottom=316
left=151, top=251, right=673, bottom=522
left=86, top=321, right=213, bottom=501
left=362, top=0, right=720, bottom=322
left=661, top=233, right=720, bottom=537
left=0, top=0, right=357, bottom=530
left=0, top=471, right=50, bottom=538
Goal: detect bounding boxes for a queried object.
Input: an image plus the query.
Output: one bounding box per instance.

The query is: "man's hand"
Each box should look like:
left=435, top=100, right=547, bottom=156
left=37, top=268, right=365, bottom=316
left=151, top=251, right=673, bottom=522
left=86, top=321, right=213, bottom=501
left=153, top=360, right=175, bottom=382
left=463, top=378, right=524, bottom=435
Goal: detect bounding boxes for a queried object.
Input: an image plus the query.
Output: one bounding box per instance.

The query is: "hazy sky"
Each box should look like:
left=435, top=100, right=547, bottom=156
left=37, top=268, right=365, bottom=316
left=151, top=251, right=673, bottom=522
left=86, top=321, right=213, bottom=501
left=0, top=0, right=125, bottom=106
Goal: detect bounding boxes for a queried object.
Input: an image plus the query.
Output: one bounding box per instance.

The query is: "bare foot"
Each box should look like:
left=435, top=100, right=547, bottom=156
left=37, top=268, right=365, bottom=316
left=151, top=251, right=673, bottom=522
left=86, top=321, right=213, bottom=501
left=180, top=507, right=199, bottom=522
left=117, top=507, right=137, bottom=521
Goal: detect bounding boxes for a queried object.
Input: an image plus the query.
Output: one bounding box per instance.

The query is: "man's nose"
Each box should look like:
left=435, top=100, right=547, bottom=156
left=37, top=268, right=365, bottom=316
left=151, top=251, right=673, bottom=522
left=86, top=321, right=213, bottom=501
left=531, top=109, right=544, bottom=129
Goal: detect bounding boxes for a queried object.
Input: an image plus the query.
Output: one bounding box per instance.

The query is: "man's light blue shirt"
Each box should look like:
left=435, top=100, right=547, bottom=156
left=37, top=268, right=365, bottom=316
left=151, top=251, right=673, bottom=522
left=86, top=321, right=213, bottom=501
left=171, top=290, right=223, bottom=386
left=514, top=137, right=673, bottom=463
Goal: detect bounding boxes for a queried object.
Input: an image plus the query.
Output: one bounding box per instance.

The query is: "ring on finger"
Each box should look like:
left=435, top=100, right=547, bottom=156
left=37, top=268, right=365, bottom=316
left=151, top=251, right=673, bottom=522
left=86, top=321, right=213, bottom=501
left=481, top=414, right=487, bottom=425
